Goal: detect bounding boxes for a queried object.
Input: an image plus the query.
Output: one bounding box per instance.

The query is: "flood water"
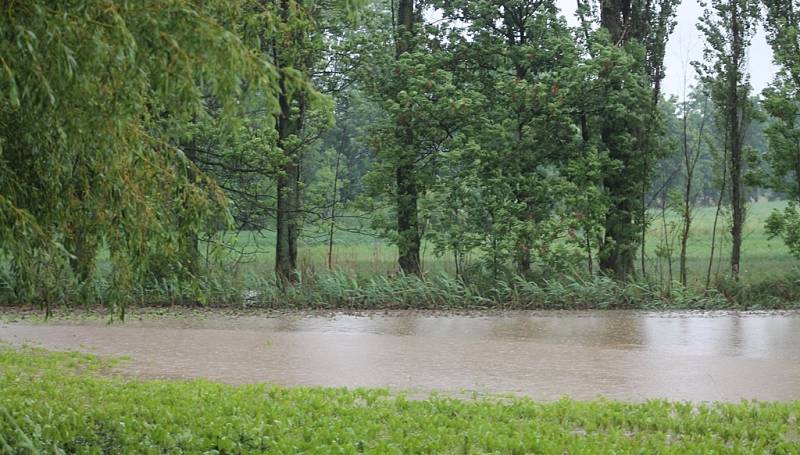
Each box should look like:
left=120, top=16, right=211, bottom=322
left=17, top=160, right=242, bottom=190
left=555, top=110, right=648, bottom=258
left=2, top=311, right=800, bottom=402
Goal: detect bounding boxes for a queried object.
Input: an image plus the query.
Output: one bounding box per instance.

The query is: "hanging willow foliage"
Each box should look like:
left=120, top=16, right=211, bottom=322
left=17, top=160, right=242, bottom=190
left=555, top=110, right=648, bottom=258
left=0, top=0, right=285, bottom=311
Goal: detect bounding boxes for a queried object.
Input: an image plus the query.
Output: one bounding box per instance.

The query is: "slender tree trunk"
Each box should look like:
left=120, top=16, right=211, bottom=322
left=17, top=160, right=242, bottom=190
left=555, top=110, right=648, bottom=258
left=679, top=94, right=708, bottom=286
left=660, top=195, right=673, bottom=290
left=289, top=97, right=306, bottom=275
left=289, top=153, right=301, bottom=274
left=579, top=113, right=594, bottom=276
left=396, top=158, right=421, bottom=275
left=327, top=139, right=343, bottom=270
left=707, top=136, right=729, bottom=289
left=517, top=239, right=531, bottom=276
left=679, top=102, right=692, bottom=286
left=181, top=145, right=201, bottom=277
left=515, top=200, right=533, bottom=276
left=66, top=225, right=97, bottom=285
left=394, top=0, right=421, bottom=276
left=585, top=233, right=593, bottom=275
left=65, top=161, right=98, bottom=285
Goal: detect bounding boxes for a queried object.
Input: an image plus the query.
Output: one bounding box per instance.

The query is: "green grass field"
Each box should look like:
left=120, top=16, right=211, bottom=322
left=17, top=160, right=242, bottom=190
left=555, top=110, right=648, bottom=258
left=2, top=347, right=799, bottom=453
left=645, top=200, right=796, bottom=286
left=229, top=201, right=796, bottom=286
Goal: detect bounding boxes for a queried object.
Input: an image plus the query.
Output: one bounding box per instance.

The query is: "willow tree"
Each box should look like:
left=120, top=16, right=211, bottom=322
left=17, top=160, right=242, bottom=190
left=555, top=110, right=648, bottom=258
left=696, top=0, right=760, bottom=279
left=0, top=0, right=279, bottom=311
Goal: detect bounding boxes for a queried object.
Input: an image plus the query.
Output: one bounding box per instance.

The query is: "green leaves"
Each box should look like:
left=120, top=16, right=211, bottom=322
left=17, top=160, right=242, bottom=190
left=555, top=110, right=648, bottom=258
left=2, top=347, right=800, bottom=453
left=0, top=0, right=281, bottom=309
left=766, top=203, right=800, bottom=259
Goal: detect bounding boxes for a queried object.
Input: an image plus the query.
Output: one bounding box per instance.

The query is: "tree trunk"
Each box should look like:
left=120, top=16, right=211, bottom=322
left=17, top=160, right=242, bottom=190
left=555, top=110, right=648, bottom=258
left=275, top=89, right=302, bottom=285
left=65, top=152, right=100, bottom=289
left=394, top=0, right=421, bottom=276
left=679, top=93, right=708, bottom=286
left=679, top=88, right=692, bottom=287
left=600, top=198, right=636, bottom=280
left=596, top=0, right=677, bottom=280
left=396, top=158, right=421, bottom=275
left=707, top=132, right=729, bottom=289
left=516, top=202, right=534, bottom=276
left=327, top=143, right=343, bottom=270
left=273, top=0, right=306, bottom=285
left=728, top=0, right=744, bottom=280
left=66, top=226, right=97, bottom=285
left=180, top=145, right=201, bottom=277
left=516, top=238, right=531, bottom=276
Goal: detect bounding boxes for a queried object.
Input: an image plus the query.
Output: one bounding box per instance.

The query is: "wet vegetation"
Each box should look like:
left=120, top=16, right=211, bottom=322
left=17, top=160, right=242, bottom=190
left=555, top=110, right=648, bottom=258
left=2, top=347, right=799, bottom=453
left=3, top=203, right=799, bottom=314
left=4, top=2, right=800, bottom=450
left=3, top=0, right=800, bottom=315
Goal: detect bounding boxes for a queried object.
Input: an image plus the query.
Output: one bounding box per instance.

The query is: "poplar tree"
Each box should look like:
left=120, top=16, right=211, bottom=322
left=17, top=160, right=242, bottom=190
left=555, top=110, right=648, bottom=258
left=696, top=0, right=760, bottom=278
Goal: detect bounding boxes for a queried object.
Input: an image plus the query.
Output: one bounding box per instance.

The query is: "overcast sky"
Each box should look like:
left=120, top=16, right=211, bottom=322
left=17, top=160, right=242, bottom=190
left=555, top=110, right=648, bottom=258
left=556, top=0, right=776, bottom=98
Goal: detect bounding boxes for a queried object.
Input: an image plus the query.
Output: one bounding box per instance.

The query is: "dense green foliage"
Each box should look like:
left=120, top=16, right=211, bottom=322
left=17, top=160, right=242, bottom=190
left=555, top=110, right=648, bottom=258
left=2, top=347, right=799, bottom=453
left=762, top=0, right=800, bottom=260
left=0, top=0, right=280, bottom=311
left=1, top=0, right=799, bottom=312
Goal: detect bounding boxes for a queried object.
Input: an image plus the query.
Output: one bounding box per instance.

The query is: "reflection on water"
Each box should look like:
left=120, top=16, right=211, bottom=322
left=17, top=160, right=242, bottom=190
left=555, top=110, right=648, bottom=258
left=2, top=311, right=800, bottom=402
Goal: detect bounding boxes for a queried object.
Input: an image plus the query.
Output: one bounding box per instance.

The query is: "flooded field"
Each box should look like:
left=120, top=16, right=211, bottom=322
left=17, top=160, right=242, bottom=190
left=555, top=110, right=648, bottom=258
left=2, top=310, right=800, bottom=402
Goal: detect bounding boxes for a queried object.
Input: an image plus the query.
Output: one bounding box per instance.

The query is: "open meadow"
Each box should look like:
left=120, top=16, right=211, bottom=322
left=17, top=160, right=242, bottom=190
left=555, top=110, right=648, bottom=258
left=230, top=201, right=796, bottom=287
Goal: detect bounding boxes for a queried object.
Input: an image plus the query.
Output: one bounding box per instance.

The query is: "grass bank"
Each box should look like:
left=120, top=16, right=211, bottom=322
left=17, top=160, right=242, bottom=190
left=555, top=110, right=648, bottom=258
left=0, top=347, right=798, bottom=453
left=5, top=270, right=800, bottom=316
left=81, top=271, right=800, bottom=312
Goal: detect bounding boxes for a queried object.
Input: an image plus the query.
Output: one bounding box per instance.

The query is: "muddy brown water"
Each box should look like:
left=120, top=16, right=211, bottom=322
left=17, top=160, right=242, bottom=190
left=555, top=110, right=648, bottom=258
left=2, top=311, right=800, bottom=402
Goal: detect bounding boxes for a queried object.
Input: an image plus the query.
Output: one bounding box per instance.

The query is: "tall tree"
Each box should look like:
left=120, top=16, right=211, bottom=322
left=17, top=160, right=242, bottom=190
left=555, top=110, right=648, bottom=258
left=263, top=0, right=359, bottom=284
left=393, top=0, right=422, bottom=275
left=360, top=1, right=483, bottom=276
left=272, top=0, right=313, bottom=284
left=592, top=0, right=680, bottom=279
left=696, top=0, right=760, bottom=278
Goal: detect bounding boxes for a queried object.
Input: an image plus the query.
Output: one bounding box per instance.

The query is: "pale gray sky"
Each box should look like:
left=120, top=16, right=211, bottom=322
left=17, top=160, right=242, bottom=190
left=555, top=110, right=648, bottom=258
left=556, top=0, right=777, bottom=98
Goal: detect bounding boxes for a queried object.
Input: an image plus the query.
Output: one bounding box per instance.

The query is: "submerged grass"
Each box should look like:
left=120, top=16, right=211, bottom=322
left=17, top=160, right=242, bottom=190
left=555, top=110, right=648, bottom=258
left=1, top=347, right=799, bottom=453
left=116, top=269, right=800, bottom=311
left=5, top=268, right=800, bottom=314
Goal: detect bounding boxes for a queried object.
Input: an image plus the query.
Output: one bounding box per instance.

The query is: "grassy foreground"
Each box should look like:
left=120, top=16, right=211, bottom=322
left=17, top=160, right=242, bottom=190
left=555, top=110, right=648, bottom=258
left=1, top=348, right=799, bottom=453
